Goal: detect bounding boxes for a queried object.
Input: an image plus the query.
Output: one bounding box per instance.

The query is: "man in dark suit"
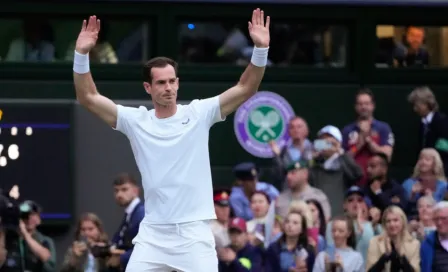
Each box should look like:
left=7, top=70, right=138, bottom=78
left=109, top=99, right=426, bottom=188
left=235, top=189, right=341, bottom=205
left=109, top=173, right=145, bottom=271
left=408, top=86, right=448, bottom=174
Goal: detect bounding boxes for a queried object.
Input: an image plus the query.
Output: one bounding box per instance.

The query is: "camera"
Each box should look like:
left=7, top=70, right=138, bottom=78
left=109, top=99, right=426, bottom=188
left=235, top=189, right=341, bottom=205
left=90, top=244, right=112, bottom=258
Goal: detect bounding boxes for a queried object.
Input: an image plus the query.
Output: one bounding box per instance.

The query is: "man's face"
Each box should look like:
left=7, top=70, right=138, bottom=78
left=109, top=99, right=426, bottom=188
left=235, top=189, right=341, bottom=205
left=355, top=94, right=374, bottom=119
left=143, top=65, right=179, bottom=106
left=241, top=180, right=256, bottom=194
left=229, top=229, right=247, bottom=248
left=413, top=101, right=430, bottom=117
left=214, top=204, right=230, bottom=222
left=344, top=193, right=364, bottom=216
left=406, top=27, right=425, bottom=51
left=366, top=156, right=386, bottom=180
left=288, top=118, right=308, bottom=141
left=435, top=208, right=448, bottom=236
left=286, top=168, right=308, bottom=189
left=25, top=212, right=41, bottom=232
left=114, top=183, right=138, bottom=207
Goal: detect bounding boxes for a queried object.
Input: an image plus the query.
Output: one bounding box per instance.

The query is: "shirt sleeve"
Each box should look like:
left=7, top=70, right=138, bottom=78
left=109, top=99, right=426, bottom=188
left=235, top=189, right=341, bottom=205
left=41, top=236, right=57, bottom=272
left=341, top=126, right=350, bottom=151
left=378, top=123, right=394, bottom=147
left=114, top=105, right=144, bottom=135
left=192, top=96, right=226, bottom=128
left=312, top=252, right=326, bottom=272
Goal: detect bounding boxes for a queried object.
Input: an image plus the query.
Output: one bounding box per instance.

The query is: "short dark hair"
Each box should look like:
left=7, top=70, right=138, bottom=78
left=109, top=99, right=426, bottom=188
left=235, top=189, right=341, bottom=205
left=113, top=173, right=138, bottom=187
left=355, top=88, right=375, bottom=104
left=142, top=57, right=178, bottom=83
left=371, top=152, right=389, bottom=166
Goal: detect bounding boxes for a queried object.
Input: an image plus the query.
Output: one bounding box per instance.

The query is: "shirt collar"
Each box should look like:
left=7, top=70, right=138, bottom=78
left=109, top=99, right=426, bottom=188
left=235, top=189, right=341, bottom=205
left=125, top=197, right=141, bottom=215
left=422, top=112, right=435, bottom=124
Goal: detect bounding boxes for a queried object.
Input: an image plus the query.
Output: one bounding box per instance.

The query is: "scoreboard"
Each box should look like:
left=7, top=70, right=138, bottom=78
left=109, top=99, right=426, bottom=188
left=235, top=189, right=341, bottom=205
left=0, top=101, right=73, bottom=223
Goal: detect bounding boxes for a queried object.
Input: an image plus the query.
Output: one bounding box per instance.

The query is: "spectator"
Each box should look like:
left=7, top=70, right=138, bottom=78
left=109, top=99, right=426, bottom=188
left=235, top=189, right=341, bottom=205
left=421, top=201, right=448, bottom=271
left=5, top=19, right=55, bottom=62
left=313, top=215, right=364, bottom=272
left=109, top=173, right=145, bottom=271
left=326, top=186, right=375, bottom=262
left=342, top=89, right=394, bottom=186
left=264, top=211, right=315, bottom=272
left=408, top=196, right=436, bottom=241
left=218, top=217, right=263, bottom=272
left=4, top=200, right=56, bottom=272
left=289, top=200, right=325, bottom=252
left=306, top=199, right=327, bottom=237
left=247, top=191, right=271, bottom=246
left=365, top=152, right=407, bottom=211
left=210, top=188, right=231, bottom=248
left=270, top=116, right=313, bottom=188
left=230, top=162, right=279, bottom=221
left=408, top=86, right=448, bottom=174
left=60, top=213, right=109, bottom=272
left=394, top=26, right=429, bottom=67
left=310, top=125, right=363, bottom=215
left=366, top=206, right=420, bottom=271
left=402, top=148, right=447, bottom=217
left=276, top=159, right=331, bottom=222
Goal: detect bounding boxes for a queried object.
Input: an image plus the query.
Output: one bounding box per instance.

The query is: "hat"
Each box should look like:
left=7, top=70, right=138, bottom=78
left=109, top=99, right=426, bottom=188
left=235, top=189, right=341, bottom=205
left=233, top=162, right=258, bottom=181
left=285, top=159, right=310, bottom=172
left=318, top=125, right=342, bottom=143
left=345, top=186, right=372, bottom=207
left=345, top=186, right=366, bottom=198
left=228, top=217, right=247, bottom=232
left=213, top=188, right=230, bottom=206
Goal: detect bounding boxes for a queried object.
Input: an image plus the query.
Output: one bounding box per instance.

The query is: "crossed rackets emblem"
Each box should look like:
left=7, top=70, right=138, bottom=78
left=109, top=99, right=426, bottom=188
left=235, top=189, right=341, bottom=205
left=249, top=109, right=281, bottom=138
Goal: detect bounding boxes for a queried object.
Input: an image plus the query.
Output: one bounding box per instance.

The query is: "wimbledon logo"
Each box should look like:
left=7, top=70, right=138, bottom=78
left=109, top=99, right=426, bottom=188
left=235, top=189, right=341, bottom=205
left=234, top=91, right=295, bottom=158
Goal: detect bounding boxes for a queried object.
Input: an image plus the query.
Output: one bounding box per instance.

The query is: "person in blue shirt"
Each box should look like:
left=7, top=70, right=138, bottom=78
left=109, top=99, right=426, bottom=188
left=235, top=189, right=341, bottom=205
left=230, top=162, right=279, bottom=221
left=264, top=211, right=315, bottom=272
left=402, top=148, right=447, bottom=218
left=218, top=217, right=263, bottom=272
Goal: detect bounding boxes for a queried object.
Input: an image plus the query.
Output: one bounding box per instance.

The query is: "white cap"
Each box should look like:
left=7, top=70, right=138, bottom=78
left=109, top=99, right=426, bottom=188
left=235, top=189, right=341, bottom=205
left=318, top=125, right=342, bottom=143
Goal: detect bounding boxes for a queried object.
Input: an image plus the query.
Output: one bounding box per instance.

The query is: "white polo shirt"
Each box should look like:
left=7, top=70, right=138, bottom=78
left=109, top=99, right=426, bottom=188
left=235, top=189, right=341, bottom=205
left=115, top=96, right=224, bottom=224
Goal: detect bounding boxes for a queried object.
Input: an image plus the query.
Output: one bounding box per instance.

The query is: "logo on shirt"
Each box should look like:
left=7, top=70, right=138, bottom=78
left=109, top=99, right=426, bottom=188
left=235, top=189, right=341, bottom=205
left=182, top=118, right=190, bottom=125
left=234, top=91, right=295, bottom=158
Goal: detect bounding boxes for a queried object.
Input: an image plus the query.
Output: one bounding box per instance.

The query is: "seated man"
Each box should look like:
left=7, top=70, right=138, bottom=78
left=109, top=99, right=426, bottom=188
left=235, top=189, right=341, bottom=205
left=230, top=162, right=279, bottom=221
left=218, top=217, right=263, bottom=272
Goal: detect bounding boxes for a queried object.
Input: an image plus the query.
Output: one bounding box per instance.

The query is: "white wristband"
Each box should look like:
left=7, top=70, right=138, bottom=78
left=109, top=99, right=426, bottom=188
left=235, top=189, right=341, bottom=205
left=250, top=46, right=269, bottom=67
left=73, top=51, right=90, bottom=74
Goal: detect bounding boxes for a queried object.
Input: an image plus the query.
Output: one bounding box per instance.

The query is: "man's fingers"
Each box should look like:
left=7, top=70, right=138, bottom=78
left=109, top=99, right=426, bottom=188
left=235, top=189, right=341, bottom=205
left=96, top=19, right=101, bottom=32
left=81, top=20, right=87, bottom=32
left=265, top=16, right=270, bottom=29
left=260, top=10, right=264, bottom=26
left=87, top=15, right=97, bottom=31
left=252, top=10, right=256, bottom=26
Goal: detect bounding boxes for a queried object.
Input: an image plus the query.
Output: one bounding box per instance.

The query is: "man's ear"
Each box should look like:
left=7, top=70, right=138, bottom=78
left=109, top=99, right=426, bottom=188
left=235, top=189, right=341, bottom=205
left=143, top=82, right=151, bottom=95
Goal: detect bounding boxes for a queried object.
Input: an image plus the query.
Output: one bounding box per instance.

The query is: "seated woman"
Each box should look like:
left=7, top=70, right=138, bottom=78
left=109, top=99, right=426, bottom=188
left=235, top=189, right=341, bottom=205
left=264, top=211, right=316, bottom=272
left=366, top=206, right=420, bottom=272
left=402, top=148, right=447, bottom=217
left=290, top=200, right=325, bottom=252
left=408, top=195, right=436, bottom=241
left=61, top=213, right=109, bottom=272
left=312, top=215, right=364, bottom=272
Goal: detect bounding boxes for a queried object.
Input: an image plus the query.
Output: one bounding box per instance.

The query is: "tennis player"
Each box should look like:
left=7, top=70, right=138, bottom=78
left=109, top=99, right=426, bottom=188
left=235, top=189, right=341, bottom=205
left=73, top=8, right=270, bottom=272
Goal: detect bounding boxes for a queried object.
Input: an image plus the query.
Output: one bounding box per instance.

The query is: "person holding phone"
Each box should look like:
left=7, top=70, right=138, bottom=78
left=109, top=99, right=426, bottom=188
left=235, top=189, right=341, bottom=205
left=313, top=215, right=364, bottom=272
left=264, top=211, right=315, bottom=272
left=366, top=206, right=420, bottom=272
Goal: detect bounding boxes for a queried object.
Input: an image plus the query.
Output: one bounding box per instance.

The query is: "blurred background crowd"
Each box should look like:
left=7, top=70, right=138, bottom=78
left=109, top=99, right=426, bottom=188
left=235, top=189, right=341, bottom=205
left=2, top=0, right=448, bottom=272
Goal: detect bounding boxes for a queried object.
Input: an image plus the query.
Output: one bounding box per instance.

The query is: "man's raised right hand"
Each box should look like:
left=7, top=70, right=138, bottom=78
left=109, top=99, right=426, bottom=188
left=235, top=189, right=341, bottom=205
left=76, top=15, right=101, bottom=54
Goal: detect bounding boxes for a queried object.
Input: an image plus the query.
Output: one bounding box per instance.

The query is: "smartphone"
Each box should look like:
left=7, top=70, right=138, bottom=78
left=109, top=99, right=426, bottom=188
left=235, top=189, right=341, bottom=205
left=295, top=248, right=309, bottom=261
left=326, top=245, right=336, bottom=262
left=314, top=139, right=332, bottom=152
